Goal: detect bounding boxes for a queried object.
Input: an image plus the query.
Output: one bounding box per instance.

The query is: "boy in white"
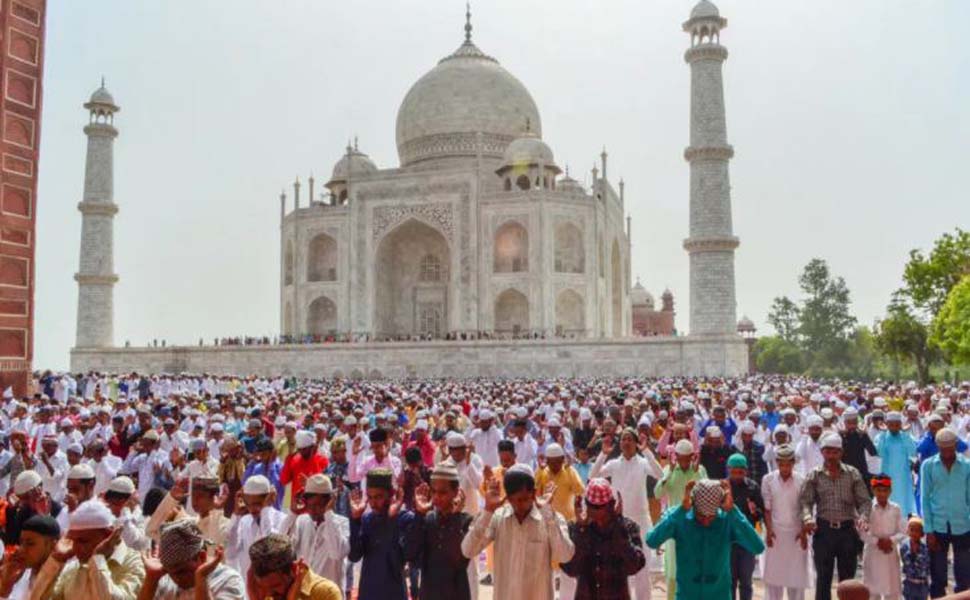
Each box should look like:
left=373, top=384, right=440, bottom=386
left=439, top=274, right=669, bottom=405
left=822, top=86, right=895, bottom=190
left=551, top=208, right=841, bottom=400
left=224, top=474, right=285, bottom=579
left=863, top=474, right=907, bottom=600
left=283, top=474, right=350, bottom=588
left=761, top=444, right=810, bottom=600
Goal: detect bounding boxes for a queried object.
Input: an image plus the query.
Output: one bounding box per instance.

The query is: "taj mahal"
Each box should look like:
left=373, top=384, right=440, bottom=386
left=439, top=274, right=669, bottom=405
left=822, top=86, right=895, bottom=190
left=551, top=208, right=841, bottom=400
left=69, top=1, right=750, bottom=378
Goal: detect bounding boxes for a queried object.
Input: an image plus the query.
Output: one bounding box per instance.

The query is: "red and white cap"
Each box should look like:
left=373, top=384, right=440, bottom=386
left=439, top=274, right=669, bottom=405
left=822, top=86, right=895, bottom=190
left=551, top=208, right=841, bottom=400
left=585, top=478, right=614, bottom=506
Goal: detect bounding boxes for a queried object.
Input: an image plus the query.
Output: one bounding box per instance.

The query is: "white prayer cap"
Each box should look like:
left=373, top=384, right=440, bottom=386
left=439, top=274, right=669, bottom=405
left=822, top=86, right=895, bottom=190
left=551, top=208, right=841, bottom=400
left=580, top=408, right=592, bottom=421
left=67, top=442, right=84, bottom=455
left=545, top=443, right=565, bottom=458
left=820, top=433, right=843, bottom=450
left=13, top=470, right=41, bottom=496
left=807, top=415, right=824, bottom=428
left=705, top=426, right=722, bottom=438
left=927, top=413, right=944, bottom=424
left=773, top=424, right=789, bottom=436
left=295, top=430, right=316, bottom=449
left=243, top=475, right=272, bottom=495
left=674, top=439, right=694, bottom=456
left=479, top=409, right=494, bottom=420
left=936, top=428, right=958, bottom=448
left=820, top=408, right=834, bottom=420
left=842, top=408, right=859, bottom=420
left=874, top=397, right=888, bottom=408
left=304, top=474, right=333, bottom=495
left=740, top=421, right=756, bottom=435
left=515, top=407, right=528, bottom=418
left=60, top=418, right=74, bottom=428
left=313, top=423, right=327, bottom=431
left=508, top=463, right=534, bottom=478
left=415, top=419, right=429, bottom=431
left=67, top=463, right=95, bottom=480
left=548, top=418, right=562, bottom=428
left=107, top=476, right=136, bottom=495
left=736, top=401, right=748, bottom=412
left=446, top=432, right=467, bottom=449
left=69, top=500, right=115, bottom=531
left=637, top=414, right=652, bottom=428
left=210, top=422, right=224, bottom=432
left=344, top=416, right=358, bottom=426
left=886, top=411, right=903, bottom=423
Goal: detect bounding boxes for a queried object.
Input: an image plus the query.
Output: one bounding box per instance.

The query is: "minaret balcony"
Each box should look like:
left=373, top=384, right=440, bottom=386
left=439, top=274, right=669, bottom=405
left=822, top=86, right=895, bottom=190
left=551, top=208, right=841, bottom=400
left=683, top=235, right=739, bottom=252
left=684, top=44, right=728, bottom=63
left=684, top=145, right=733, bottom=162
left=77, top=201, right=119, bottom=216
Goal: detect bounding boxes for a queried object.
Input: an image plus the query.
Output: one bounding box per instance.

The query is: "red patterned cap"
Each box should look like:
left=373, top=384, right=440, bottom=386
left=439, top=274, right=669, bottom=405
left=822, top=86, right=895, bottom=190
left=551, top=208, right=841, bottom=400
left=585, top=477, right=614, bottom=506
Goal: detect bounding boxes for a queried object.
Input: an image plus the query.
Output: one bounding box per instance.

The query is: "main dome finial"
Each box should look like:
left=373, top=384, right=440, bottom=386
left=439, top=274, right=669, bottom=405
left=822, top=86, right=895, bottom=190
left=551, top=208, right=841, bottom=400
left=464, top=2, right=472, bottom=43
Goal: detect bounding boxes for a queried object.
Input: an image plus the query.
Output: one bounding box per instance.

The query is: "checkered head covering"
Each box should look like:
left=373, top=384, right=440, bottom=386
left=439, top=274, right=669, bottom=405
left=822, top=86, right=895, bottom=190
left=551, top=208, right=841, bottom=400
left=159, top=520, right=205, bottom=569
left=585, top=478, right=614, bottom=506
left=691, top=479, right=724, bottom=517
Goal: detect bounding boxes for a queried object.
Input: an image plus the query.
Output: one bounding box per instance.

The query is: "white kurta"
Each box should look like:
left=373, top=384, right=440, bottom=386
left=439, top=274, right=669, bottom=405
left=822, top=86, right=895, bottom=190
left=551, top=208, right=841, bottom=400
left=794, top=436, right=823, bottom=475
left=284, top=512, right=351, bottom=587
left=461, top=503, right=574, bottom=600
left=761, top=471, right=811, bottom=589
left=862, top=500, right=906, bottom=597
left=225, top=506, right=286, bottom=579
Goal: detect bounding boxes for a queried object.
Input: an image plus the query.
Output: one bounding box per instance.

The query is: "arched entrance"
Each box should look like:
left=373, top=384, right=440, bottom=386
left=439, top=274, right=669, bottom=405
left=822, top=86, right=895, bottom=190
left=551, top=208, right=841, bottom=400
left=306, top=296, right=337, bottom=337
left=494, top=289, right=529, bottom=336
left=306, top=233, right=338, bottom=282
left=375, top=219, right=450, bottom=338
left=556, top=289, right=585, bottom=337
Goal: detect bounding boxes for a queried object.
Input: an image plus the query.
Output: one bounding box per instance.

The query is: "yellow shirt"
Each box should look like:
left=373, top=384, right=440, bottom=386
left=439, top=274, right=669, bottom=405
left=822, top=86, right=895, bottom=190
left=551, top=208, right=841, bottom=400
left=297, top=570, right=344, bottom=600
left=31, top=543, right=145, bottom=600
left=535, top=465, right=585, bottom=522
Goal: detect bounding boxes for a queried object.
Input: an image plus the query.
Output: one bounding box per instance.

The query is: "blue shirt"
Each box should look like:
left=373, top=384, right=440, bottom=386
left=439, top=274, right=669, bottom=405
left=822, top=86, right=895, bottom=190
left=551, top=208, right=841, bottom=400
left=916, top=432, right=968, bottom=462
left=574, top=462, right=592, bottom=485
left=700, top=418, right=738, bottom=446
left=242, top=459, right=284, bottom=509
left=919, top=454, right=970, bottom=535
left=761, top=411, right=780, bottom=432
left=350, top=510, right=416, bottom=600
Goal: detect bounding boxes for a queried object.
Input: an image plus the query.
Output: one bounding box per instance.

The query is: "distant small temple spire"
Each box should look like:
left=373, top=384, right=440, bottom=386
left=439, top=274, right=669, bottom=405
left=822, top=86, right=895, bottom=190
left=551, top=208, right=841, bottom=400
left=464, top=2, right=473, bottom=43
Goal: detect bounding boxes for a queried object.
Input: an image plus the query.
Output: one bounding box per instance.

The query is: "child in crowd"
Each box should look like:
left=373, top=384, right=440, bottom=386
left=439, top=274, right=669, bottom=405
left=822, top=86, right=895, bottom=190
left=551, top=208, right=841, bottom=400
left=863, top=474, right=906, bottom=600
left=900, top=517, right=930, bottom=600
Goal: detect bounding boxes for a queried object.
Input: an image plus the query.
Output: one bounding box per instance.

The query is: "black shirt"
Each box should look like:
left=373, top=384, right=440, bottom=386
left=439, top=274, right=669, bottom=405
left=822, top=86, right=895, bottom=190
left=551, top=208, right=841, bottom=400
left=729, top=477, right=765, bottom=527
left=841, top=430, right=878, bottom=481
left=700, top=445, right=734, bottom=480
left=406, top=510, right=473, bottom=600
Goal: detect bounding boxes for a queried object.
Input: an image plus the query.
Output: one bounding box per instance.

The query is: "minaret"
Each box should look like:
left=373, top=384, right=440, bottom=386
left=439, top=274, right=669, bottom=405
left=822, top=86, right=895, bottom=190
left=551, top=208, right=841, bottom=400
left=682, top=1, right=739, bottom=336
left=74, top=82, right=120, bottom=348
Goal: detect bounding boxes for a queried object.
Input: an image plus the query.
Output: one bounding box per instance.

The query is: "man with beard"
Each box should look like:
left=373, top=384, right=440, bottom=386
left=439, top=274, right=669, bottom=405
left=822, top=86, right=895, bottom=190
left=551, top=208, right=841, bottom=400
left=839, top=410, right=878, bottom=492
left=137, top=520, right=242, bottom=600
left=0, top=515, right=61, bottom=600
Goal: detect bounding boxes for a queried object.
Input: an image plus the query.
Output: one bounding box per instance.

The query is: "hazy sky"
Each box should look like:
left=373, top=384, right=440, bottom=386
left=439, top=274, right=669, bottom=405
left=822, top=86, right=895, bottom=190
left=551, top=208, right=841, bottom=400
left=34, top=1, right=970, bottom=370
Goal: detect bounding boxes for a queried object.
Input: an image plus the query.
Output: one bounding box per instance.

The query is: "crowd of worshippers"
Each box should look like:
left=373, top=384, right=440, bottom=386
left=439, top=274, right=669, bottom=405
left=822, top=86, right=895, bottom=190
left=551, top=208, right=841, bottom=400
left=0, top=374, right=968, bottom=600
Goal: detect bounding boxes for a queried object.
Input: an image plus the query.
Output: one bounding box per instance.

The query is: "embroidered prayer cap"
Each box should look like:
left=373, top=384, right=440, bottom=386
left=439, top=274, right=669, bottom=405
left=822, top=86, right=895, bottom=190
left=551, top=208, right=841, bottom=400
left=726, top=453, right=748, bottom=469
left=249, top=533, right=296, bottom=577
left=820, top=433, right=843, bottom=449
left=22, top=514, right=60, bottom=538
left=545, top=443, right=565, bottom=458
left=705, top=425, right=722, bottom=438
left=366, top=468, right=394, bottom=490
left=67, top=442, right=84, bottom=455
left=304, top=474, right=333, bottom=495
left=295, top=430, right=316, bottom=449
left=192, top=476, right=220, bottom=492
left=431, top=462, right=460, bottom=482
left=189, top=438, right=207, bottom=451
left=585, top=478, right=614, bottom=506
left=935, top=428, right=958, bottom=448
left=69, top=499, right=116, bottom=531
left=806, top=415, right=824, bottom=428
left=67, top=463, right=95, bottom=480
left=159, top=520, right=205, bottom=569
left=507, top=463, right=535, bottom=478
left=142, top=429, right=160, bottom=442
left=242, top=474, right=272, bottom=495
left=415, top=419, right=429, bottom=431
left=886, top=411, right=903, bottom=423
left=774, top=444, right=796, bottom=462
left=97, top=476, right=132, bottom=498
left=13, top=470, right=42, bottom=496
left=674, top=439, right=694, bottom=456
left=739, top=421, right=756, bottom=435
left=691, top=479, right=724, bottom=517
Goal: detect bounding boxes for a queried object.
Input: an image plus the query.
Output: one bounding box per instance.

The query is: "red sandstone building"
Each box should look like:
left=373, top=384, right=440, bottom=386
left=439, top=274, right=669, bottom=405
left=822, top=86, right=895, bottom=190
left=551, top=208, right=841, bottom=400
left=631, top=278, right=676, bottom=337
left=0, top=0, right=45, bottom=394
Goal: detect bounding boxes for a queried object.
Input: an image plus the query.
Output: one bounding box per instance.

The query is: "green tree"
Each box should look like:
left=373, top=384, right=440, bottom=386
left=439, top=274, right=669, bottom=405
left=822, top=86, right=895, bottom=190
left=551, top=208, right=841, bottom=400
left=754, top=336, right=805, bottom=374
left=902, top=229, right=970, bottom=316
left=767, top=296, right=801, bottom=343
left=875, top=296, right=939, bottom=384
left=931, top=276, right=970, bottom=365
left=797, top=259, right=857, bottom=355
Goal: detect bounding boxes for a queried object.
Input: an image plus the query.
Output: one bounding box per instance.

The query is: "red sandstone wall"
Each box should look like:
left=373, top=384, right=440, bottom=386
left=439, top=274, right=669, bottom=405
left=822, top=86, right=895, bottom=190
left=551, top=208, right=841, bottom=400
left=0, top=0, right=45, bottom=395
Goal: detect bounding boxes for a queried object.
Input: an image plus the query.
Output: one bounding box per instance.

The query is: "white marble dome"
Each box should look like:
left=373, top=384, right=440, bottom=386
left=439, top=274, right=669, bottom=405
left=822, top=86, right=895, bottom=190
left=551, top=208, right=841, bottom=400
left=395, top=38, right=541, bottom=167
left=503, top=133, right=554, bottom=166
left=631, top=280, right=655, bottom=309
left=330, top=148, right=377, bottom=181
left=86, top=85, right=118, bottom=110
left=691, top=0, right=720, bottom=19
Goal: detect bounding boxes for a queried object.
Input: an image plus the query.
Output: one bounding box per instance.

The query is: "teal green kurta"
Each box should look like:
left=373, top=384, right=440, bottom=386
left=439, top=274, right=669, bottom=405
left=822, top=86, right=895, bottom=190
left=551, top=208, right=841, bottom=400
left=654, top=465, right=707, bottom=583
left=645, top=504, right=765, bottom=600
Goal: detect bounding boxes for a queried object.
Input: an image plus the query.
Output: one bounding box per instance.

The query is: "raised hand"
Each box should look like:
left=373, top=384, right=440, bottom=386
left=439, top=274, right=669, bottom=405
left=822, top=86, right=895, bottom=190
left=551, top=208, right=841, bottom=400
left=195, top=545, right=224, bottom=581
left=574, top=495, right=588, bottom=526
left=388, top=487, right=405, bottom=519
left=719, top=480, right=734, bottom=512
left=95, top=526, right=123, bottom=557
left=171, top=477, right=190, bottom=501
left=64, top=493, right=79, bottom=513
left=453, top=488, right=467, bottom=513
left=536, top=483, right=557, bottom=509
left=483, top=465, right=493, bottom=482
left=484, top=478, right=505, bottom=512
left=614, top=491, right=623, bottom=519
left=0, top=552, right=26, bottom=596
left=413, top=483, right=433, bottom=515
left=682, top=480, right=696, bottom=510
left=349, top=488, right=367, bottom=519
left=352, top=436, right=363, bottom=454
left=213, top=486, right=229, bottom=510
left=127, top=491, right=140, bottom=511
left=234, top=494, right=248, bottom=517
left=601, top=435, right=614, bottom=456
left=266, top=487, right=277, bottom=509
left=141, top=548, right=165, bottom=581
left=286, top=559, right=309, bottom=600
left=766, top=527, right=775, bottom=548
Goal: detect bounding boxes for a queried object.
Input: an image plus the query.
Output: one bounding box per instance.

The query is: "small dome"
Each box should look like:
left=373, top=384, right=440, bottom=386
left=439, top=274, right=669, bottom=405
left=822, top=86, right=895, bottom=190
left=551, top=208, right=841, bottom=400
left=691, top=0, right=720, bottom=19
left=662, top=288, right=674, bottom=299
left=503, top=133, right=555, bottom=166
left=90, top=86, right=115, bottom=105
left=737, top=315, right=756, bottom=332
left=631, top=280, right=655, bottom=309
left=557, top=173, right=585, bottom=195
left=329, top=147, right=378, bottom=182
